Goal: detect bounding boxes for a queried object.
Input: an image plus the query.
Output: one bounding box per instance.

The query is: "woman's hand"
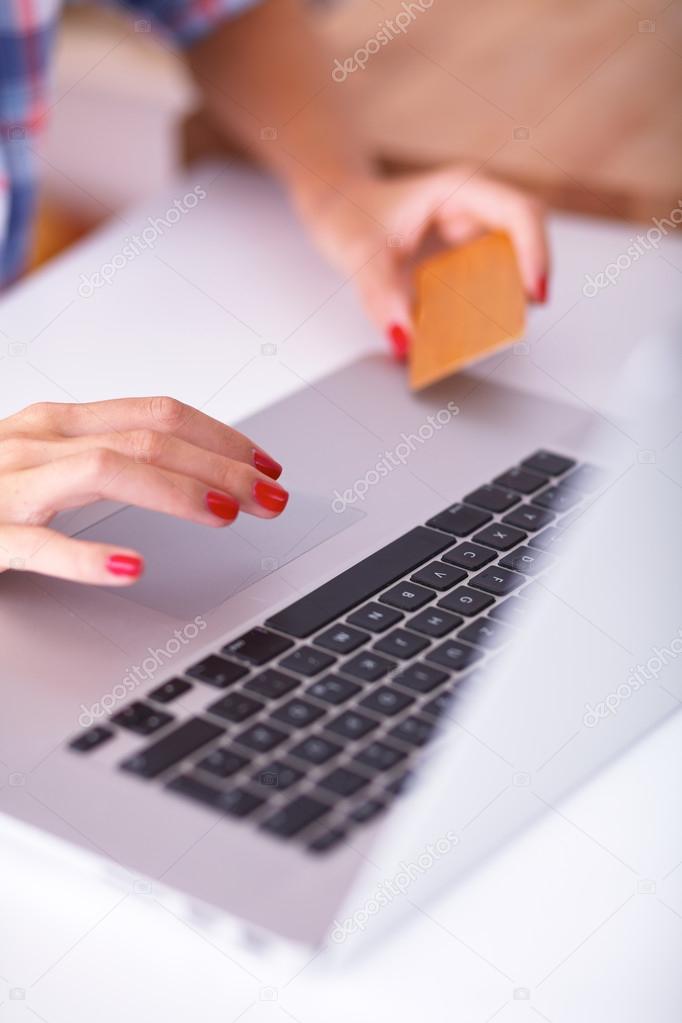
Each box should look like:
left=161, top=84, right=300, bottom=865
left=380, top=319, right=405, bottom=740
left=0, top=396, right=287, bottom=586
left=294, top=166, right=549, bottom=358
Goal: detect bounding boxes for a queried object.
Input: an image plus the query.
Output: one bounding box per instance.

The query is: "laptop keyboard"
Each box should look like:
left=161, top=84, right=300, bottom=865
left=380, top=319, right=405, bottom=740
left=69, top=450, right=600, bottom=854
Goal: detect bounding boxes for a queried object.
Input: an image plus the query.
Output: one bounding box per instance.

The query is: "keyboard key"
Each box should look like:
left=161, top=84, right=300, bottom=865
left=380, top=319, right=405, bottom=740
left=326, top=710, right=378, bottom=740
left=252, top=761, right=302, bottom=791
left=532, top=484, right=582, bottom=514
left=111, top=701, right=173, bottom=737
left=422, top=689, right=456, bottom=719
left=499, top=546, right=555, bottom=576
left=261, top=795, right=330, bottom=837
left=121, top=718, right=224, bottom=778
left=270, top=698, right=326, bottom=728
left=443, top=542, right=496, bottom=570
left=207, top=692, right=264, bottom=724
left=350, top=799, right=386, bottom=824
left=266, top=526, right=451, bottom=638
left=374, top=628, right=429, bottom=660
left=359, top=686, right=414, bottom=717
left=502, top=505, right=554, bottom=532
left=347, top=602, right=403, bottom=633
left=386, top=772, right=414, bottom=797
left=69, top=725, right=113, bottom=753
left=289, top=734, right=341, bottom=765
left=354, top=740, right=406, bottom=772
left=393, top=662, right=449, bottom=693
left=389, top=716, right=435, bottom=747
left=488, top=596, right=532, bottom=625
left=472, top=523, right=527, bottom=551
left=411, top=561, right=466, bottom=590
left=527, top=525, right=567, bottom=553
left=305, top=674, right=361, bottom=705
left=313, top=624, right=369, bottom=655
left=196, top=747, right=249, bottom=779
left=343, top=652, right=396, bottom=682
left=470, top=566, right=525, bottom=596
left=438, top=586, right=494, bottom=616
left=458, top=618, right=512, bottom=649
left=244, top=668, right=299, bottom=700
left=426, top=640, right=483, bottom=672
left=427, top=503, right=491, bottom=536
left=186, top=655, right=247, bottom=689
left=167, top=774, right=264, bottom=817
left=148, top=678, right=192, bottom=704
left=234, top=723, right=288, bottom=753
left=223, top=627, right=293, bottom=665
left=493, top=466, right=548, bottom=494
left=407, top=608, right=461, bottom=638
left=522, top=450, right=575, bottom=476
left=464, top=484, right=520, bottom=513
left=380, top=582, right=434, bottom=612
left=279, top=646, right=336, bottom=677
left=318, top=767, right=369, bottom=798
left=308, top=828, right=347, bottom=854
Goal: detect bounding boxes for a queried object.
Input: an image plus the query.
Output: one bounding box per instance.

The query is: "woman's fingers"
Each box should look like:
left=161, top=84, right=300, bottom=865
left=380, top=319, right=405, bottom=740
left=438, top=175, right=549, bottom=301
left=0, top=430, right=288, bottom=515
left=0, top=524, right=143, bottom=586
left=356, top=250, right=413, bottom=360
left=0, top=448, right=288, bottom=528
left=1, top=397, right=282, bottom=479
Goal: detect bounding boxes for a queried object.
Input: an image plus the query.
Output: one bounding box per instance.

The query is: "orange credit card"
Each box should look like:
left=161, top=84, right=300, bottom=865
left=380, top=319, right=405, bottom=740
left=410, top=231, right=526, bottom=391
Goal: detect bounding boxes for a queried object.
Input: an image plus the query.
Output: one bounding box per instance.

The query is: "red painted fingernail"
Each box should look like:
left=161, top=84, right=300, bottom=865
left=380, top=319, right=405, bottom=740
left=206, top=490, right=239, bottom=521
left=535, top=274, right=548, bottom=303
left=106, top=554, right=144, bottom=578
left=388, top=323, right=410, bottom=361
left=253, top=449, right=283, bottom=481
left=253, top=479, right=289, bottom=513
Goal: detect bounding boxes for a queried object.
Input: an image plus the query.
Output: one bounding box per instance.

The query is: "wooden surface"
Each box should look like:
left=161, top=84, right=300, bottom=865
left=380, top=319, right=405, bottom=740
left=313, top=0, right=682, bottom=222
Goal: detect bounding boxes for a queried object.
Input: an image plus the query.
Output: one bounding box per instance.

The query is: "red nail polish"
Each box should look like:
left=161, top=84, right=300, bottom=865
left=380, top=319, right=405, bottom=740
left=535, top=274, right=548, bottom=303
left=253, top=449, right=283, bottom=481
left=388, top=323, right=410, bottom=361
left=106, top=554, right=143, bottom=578
left=206, top=491, right=239, bottom=521
left=253, top=479, right=289, bottom=513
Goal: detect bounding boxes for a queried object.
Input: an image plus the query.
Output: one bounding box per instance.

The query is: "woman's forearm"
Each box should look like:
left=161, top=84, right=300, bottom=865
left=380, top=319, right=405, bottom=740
left=186, top=0, right=375, bottom=202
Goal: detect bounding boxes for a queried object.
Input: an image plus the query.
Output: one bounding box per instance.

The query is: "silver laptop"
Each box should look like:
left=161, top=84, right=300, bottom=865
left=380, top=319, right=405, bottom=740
left=1, top=332, right=680, bottom=956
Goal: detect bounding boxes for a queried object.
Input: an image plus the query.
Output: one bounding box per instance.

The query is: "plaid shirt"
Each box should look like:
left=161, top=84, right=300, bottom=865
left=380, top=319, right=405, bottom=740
left=0, top=0, right=259, bottom=286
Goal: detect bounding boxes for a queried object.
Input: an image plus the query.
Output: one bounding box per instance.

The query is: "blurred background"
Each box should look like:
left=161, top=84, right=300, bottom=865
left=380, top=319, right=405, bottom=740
left=34, top=0, right=682, bottom=267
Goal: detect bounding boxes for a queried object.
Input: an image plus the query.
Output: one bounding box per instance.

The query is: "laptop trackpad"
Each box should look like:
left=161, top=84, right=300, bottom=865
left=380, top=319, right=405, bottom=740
left=67, top=493, right=363, bottom=619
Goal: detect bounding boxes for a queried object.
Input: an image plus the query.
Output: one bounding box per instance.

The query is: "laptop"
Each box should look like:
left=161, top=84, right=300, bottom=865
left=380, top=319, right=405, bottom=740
left=1, top=318, right=680, bottom=956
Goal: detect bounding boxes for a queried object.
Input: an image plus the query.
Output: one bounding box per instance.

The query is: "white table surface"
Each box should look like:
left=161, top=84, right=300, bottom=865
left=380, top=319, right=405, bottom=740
left=1, top=163, right=681, bottom=1023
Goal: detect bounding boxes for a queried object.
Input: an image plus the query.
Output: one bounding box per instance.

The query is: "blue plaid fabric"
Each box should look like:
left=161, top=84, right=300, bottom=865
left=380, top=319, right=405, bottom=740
left=0, top=0, right=260, bottom=286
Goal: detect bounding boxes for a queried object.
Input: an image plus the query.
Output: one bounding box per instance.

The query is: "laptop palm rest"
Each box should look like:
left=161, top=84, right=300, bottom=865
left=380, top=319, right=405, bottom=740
left=61, top=493, right=363, bottom=619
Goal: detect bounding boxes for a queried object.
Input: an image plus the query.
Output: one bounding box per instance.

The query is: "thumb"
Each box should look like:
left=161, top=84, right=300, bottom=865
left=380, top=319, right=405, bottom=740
left=355, top=249, right=412, bottom=361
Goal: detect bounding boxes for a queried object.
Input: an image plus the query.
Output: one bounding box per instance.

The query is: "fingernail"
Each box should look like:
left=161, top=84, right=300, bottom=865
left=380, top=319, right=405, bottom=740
left=253, top=479, right=289, bottom=513
left=535, top=274, right=548, bottom=303
left=106, top=554, right=144, bottom=578
left=388, top=323, right=410, bottom=361
left=206, top=490, right=239, bottom=521
left=253, top=449, right=283, bottom=481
